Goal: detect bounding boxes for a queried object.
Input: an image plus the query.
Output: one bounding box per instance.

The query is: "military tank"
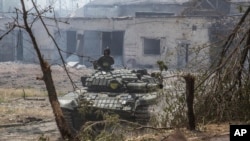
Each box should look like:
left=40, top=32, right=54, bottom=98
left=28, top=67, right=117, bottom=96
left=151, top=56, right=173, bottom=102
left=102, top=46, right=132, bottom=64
left=58, top=66, right=163, bottom=134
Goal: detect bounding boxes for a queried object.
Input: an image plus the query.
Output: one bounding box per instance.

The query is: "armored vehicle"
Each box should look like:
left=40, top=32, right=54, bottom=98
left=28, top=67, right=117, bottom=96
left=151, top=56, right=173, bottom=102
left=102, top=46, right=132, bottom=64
left=58, top=67, right=163, bottom=133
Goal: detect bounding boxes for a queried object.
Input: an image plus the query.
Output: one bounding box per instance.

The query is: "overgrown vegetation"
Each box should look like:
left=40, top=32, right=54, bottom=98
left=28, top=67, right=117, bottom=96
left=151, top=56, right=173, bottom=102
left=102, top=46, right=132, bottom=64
left=134, top=5, right=250, bottom=139
left=194, top=6, right=250, bottom=123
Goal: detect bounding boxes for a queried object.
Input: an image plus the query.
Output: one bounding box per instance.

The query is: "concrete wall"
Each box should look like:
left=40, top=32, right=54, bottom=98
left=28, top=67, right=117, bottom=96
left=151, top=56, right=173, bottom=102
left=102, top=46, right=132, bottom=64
left=119, top=4, right=185, bottom=17
left=0, top=16, right=211, bottom=70
left=122, top=17, right=209, bottom=69
left=83, top=4, right=186, bottom=18
left=0, top=18, right=33, bottom=63
left=31, top=17, right=210, bottom=70
left=84, top=6, right=121, bottom=18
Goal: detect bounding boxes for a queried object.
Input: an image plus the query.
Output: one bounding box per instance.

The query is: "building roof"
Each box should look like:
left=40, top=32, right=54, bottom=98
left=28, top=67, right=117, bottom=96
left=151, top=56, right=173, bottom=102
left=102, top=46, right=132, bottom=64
left=86, top=0, right=190, bottom=6
left=230, top=0, right=250, bottom=2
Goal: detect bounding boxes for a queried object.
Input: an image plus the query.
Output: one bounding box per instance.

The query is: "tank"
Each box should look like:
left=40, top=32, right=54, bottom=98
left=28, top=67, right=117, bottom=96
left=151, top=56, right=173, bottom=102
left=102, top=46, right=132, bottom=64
left=58, top=68, right=163, bottom=134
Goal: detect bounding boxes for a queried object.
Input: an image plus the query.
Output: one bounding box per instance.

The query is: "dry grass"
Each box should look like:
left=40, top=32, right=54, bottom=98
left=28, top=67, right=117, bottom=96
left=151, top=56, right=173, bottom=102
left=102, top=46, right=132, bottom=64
left=0, top=88, right=47, bottom=102
left=0, top=105, right=53, bottom=124
left=0, top=88, right=53, bottom=124
left=125, top=123, right=229, bottom=141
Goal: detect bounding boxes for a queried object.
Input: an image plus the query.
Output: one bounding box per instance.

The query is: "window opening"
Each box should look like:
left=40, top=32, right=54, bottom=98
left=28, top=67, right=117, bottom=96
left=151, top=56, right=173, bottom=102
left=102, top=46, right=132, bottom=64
left=143, top=38, right=160, bottom=55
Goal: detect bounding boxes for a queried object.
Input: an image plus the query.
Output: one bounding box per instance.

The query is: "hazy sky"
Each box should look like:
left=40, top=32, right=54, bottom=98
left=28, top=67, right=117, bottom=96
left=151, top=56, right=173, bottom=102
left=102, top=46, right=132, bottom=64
left=28, top=0, right=89, bottom=10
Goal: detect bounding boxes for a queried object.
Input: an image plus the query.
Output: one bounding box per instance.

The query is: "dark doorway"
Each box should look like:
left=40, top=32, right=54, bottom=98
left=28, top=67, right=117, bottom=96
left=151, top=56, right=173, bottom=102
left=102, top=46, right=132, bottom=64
left=102, top=31, right=124, bottom=66
left=177, top=41, right=190, bottom=69
left=82, top=31, right=124, bottom=67
left=16, top=30, right=23, bottom=61
left=66, top=31, right=77, bottom=57
left=0, top=31, right=15, bottom=62
left=102, top=31, right=123, bottom=56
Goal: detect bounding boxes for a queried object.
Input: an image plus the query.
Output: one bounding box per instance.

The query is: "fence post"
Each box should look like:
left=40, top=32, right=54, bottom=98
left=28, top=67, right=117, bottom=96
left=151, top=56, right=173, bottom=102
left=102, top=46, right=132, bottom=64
left=183, top=73, right=196, bottom=130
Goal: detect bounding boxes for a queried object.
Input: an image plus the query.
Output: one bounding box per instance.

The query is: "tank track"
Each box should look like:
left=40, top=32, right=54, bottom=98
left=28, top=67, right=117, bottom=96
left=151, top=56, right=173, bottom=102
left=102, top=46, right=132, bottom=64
left=134, top=105, right=151, bottom=124
left=62, top=108, right=84, bottom=135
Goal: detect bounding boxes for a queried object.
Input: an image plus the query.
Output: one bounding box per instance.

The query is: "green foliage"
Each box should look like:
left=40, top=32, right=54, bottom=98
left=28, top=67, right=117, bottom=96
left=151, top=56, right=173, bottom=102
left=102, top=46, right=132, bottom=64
left=0, top=97, right=3, bottom=103
left=236, top=5, right=247, bottom=13
left=37, top=134, right=49, bottom=141
left=157, top=60, right=168, bottom=72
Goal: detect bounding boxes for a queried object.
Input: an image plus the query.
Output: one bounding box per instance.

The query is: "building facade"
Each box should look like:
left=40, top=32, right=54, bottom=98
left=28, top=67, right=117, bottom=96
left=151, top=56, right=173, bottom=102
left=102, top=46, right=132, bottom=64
left=0, top=0, right=248, bottom=70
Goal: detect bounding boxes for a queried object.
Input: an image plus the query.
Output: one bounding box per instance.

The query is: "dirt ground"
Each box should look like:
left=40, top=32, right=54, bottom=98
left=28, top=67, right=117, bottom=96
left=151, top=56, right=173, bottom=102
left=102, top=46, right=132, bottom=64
left=0, top=62, right=230, bottom=141
left=0, top=62, right=92, bottom=141
left=0, top=62, right=92, bottom=94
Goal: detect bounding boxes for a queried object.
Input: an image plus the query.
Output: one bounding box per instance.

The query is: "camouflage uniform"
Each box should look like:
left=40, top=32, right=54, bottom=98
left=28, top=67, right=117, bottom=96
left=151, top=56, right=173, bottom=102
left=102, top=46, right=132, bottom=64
left=97, top=50, right=114, bottom=70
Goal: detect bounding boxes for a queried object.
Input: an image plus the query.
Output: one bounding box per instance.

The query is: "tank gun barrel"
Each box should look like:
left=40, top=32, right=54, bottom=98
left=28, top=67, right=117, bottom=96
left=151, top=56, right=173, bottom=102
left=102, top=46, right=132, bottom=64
left=126, top=82, right=162, bottom=91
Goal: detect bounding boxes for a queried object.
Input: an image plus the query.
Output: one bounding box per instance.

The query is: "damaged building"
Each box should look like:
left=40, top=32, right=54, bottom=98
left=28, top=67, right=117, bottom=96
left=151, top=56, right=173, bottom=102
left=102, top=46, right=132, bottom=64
left=0, top=0, right=249, bottom=69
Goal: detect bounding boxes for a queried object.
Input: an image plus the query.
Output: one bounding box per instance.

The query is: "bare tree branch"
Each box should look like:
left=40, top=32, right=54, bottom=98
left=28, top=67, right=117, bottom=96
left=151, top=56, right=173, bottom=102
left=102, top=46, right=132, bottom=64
left=0, top=22, right=16, bottom=40
left=30, top=0, right=77, bottom=90
left=217, top=6, right=250, bottom=67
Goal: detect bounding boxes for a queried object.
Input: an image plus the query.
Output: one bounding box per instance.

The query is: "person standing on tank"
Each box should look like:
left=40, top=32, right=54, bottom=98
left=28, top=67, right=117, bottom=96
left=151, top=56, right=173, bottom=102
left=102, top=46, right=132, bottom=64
left=97, top=47, right=114, bottom=70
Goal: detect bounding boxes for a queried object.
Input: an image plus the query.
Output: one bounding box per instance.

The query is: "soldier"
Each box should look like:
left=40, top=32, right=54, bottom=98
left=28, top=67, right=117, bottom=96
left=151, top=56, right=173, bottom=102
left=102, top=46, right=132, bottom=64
left=97, top=48, right=114, bottom=70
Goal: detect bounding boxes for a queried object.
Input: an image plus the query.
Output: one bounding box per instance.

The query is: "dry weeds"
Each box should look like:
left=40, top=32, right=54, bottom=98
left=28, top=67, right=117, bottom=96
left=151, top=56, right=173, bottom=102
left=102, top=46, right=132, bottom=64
left=0, top=88, right=53, bottom=125
left=125, top=123, right=229, bottom=141
left=0, top=88, right=47, bottom=102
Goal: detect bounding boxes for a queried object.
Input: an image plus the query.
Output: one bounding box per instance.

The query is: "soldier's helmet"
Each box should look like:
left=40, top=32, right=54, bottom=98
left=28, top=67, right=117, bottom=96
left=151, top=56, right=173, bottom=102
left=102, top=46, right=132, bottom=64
left=104, top=48, right=110, bottom=56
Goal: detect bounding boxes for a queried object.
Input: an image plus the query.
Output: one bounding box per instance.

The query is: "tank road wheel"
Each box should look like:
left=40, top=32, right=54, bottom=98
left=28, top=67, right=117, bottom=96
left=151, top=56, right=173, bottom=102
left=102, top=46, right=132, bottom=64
left=62, top=108, right=85, bottom=135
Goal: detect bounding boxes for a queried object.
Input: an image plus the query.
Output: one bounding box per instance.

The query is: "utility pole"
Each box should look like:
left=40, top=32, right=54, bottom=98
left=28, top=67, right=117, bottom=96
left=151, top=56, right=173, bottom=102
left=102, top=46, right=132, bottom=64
left=0, top=0, right=3, bottom=14
left=59, top=0, right=62, bottom=15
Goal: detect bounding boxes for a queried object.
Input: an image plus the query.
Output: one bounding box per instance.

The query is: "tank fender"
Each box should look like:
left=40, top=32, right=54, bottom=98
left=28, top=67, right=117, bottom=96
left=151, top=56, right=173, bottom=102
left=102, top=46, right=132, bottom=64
left=58, top=91, right=80, bottom=110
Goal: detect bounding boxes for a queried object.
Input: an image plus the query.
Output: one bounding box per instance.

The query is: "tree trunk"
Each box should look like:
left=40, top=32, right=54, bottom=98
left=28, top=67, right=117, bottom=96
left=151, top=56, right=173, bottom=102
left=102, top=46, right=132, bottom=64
left=20, top=0, right=74, bottom=140
left=42, top=65, right=74, bottom=140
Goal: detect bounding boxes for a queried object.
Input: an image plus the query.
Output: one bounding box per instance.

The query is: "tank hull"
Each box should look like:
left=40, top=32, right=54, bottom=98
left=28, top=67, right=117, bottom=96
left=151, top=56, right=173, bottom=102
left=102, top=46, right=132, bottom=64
left=59, top=68, right=162, bottom=133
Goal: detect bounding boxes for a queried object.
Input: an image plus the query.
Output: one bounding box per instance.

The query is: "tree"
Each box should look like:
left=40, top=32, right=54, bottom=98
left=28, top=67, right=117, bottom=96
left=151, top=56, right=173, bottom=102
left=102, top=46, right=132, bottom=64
left=195, top=6, right=250, bottom=122
left=20, top=0, right=75, bottom=140
left=0, top=0, right=76, bottom=140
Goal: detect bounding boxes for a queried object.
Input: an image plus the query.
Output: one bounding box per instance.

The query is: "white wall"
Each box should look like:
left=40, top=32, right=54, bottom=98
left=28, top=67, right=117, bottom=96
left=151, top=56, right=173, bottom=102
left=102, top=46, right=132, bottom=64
left=123, top=17, right=210, bottom=69
left=54, top=17, right=210, bottom=69
left=0, top=16, right=211, bottom=70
